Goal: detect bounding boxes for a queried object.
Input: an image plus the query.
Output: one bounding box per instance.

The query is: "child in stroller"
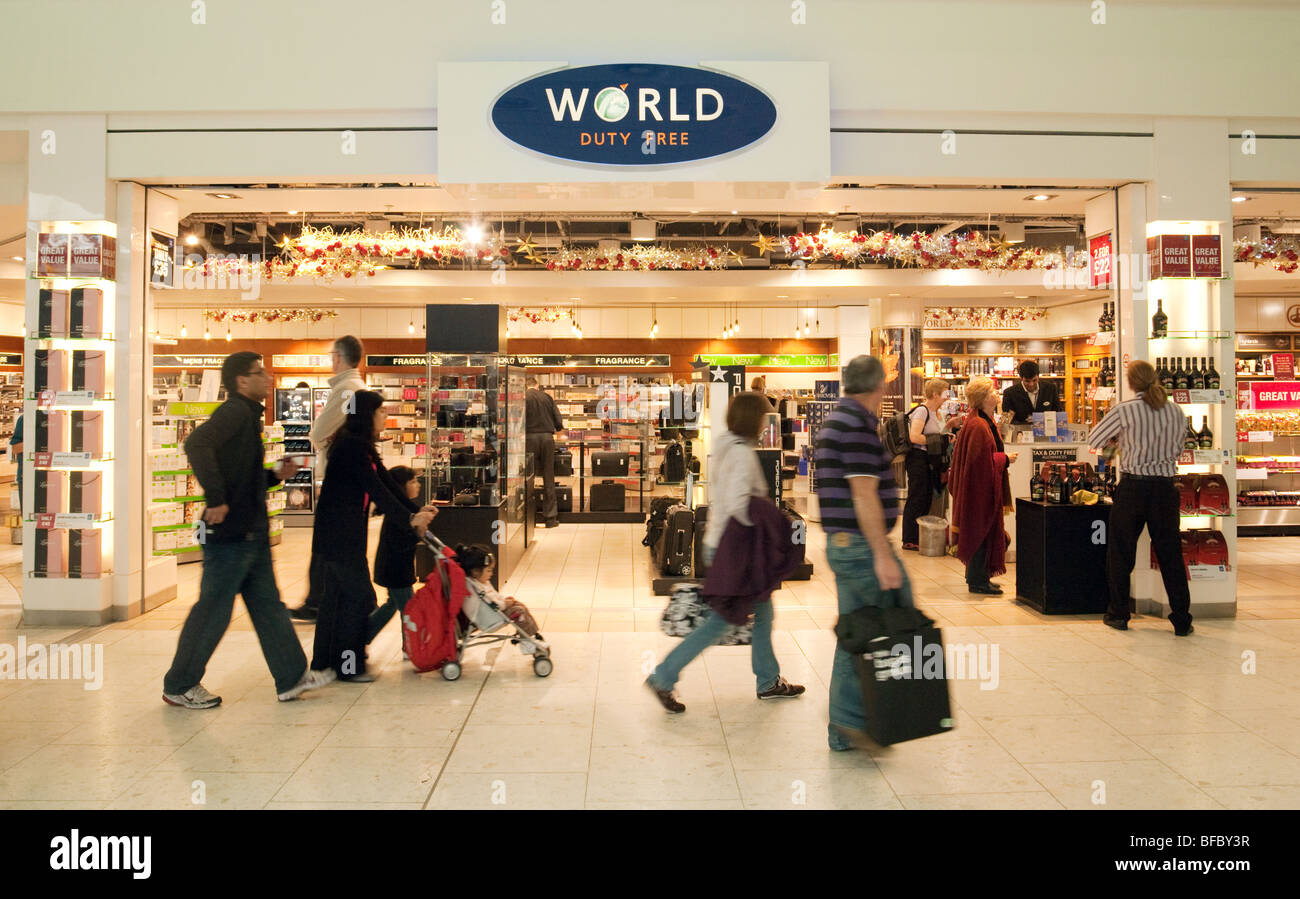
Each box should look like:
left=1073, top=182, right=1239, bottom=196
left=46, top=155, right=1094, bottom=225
left=452, top=543, right=552, bottom=678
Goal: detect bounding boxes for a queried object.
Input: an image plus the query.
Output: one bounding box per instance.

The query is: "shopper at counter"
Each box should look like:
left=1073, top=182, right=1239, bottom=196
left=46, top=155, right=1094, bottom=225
left=292, top=334, right=366, bottom=622
left=526, top=376, right=565, bottom=528
left=1086, top=360, right=1193, bottom=636
left=949, top=376, right=1018, bottom=594
left=901, top=378, right=959, bottom=550
left=1001, top=360, right=1062, bottom=424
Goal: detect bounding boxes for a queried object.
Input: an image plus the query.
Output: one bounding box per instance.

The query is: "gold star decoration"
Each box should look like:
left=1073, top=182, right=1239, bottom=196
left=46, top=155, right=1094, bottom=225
left=515, top=233, right=539, bottom=257
left=751, top=233, right=777, bottom=255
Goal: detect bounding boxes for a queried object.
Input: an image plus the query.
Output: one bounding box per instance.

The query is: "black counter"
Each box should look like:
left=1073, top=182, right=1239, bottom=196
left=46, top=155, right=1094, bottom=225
left=1014, top=498, right=1111, bottom=614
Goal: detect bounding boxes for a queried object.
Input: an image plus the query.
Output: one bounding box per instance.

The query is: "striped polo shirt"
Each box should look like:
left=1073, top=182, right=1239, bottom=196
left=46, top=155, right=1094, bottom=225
left=814, top=396, right=900, bottom=533
left=1087, top=396, right=1186, bottom=478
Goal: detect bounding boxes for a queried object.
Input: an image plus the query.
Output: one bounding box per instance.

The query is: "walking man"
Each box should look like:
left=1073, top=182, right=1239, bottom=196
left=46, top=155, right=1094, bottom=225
left=813, top=355, right=914, bottom=750
left=291, top=335, right=366, bottom=621
left=525, top=376, right=565, bottom=528
left=163, top=351, right=336, bottom=708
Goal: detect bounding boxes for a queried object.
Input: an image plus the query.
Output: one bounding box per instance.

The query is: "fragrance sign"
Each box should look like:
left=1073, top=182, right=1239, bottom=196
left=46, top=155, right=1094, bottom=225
left=1088, top=232, right=1113, bottom=290
left=1249, top=381, right=1300, bottom=411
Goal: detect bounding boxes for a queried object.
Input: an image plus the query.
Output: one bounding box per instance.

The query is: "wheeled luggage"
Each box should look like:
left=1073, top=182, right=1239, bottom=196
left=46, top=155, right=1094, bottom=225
left=655, top=504, right=694, bottom=575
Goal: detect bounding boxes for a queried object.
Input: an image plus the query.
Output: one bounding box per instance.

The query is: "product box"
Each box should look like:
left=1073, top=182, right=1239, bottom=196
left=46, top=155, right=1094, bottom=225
left=70, top=412, right=104, bottom=456
left=68, top=233, right=116, bottom=280
left=34, top=348, right=69, bottom=393
left=70, top=471, right=103, bottom=514
left=151, top=503, right=183, bottom=527
left=35, top=410, right=68, bottom=454
left=183, top=501, right=204, bottom=523
left=69, top=287, right=105, bottom=338
left=34, top=528, right=67, bottom=576
left=38, top=289, right=70, bottom=338
left=69, top=529, right=103, bottom=577
left=152, top=478, right=176, bottom=501
left=71, top=350, right=107, bottom=394
left=35, top=470, right=67, bottom=515
left=154, top=531, right=179, bottom=552
left=37, top=233, right=70, bottom=277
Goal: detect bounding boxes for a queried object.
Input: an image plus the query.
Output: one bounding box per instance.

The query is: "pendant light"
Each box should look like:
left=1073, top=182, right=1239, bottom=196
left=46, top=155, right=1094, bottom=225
left=650, top=303, right=659, bottom=339
left=203, top=310, right=211, bottom=341
left=225, top=326, right=232, bottom=342
left=408, top=319, right=415, bottom=335
left=180, top=323, right=187, bottom=338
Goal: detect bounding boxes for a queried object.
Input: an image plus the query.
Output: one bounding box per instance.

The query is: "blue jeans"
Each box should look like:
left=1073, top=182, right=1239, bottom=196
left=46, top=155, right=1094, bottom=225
left=367, top=585, right=414, bottom=644
left=649, top=599, right=779, bottom=693
left=825, top=531, right=914, bottom=749
left=163, top=535, right=307, bottom=696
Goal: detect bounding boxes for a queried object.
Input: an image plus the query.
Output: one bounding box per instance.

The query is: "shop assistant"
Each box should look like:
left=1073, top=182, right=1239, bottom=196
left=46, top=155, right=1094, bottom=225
left=1001, top=360, right=1062, bottom=424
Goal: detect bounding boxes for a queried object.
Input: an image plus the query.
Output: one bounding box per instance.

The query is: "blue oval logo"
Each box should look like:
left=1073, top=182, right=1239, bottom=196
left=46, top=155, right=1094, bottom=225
left=491, top=64, right=777, bottom=166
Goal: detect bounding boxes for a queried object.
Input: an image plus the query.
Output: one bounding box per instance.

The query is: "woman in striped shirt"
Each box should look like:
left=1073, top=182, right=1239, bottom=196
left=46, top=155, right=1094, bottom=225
left=1087, top=360, right=1193, bottom=636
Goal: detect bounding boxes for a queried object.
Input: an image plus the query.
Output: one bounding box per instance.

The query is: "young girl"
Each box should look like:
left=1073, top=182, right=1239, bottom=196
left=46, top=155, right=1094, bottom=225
left=454, top=544, right=542, bottom=641
left=367, top=465, right=428, bottom=644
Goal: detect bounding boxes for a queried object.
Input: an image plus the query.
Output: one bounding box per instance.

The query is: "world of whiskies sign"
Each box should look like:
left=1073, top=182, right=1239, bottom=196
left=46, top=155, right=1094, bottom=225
left=438, top=61, right=829, bottom=183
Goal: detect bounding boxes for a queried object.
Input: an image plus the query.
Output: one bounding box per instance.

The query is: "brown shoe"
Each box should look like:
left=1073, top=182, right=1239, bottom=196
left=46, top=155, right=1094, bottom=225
left=645, top=677, right=685, bottom=713
left=757, top=677, right=806, bottom=700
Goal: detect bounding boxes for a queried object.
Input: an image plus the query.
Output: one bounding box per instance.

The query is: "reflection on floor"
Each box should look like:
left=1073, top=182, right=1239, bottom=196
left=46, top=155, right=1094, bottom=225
left=0, top=522, right=1297, bottom=809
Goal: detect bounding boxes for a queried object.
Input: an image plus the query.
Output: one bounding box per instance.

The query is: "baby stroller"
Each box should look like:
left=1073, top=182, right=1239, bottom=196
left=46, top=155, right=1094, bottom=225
left=407, top=533, right=553, bottom=681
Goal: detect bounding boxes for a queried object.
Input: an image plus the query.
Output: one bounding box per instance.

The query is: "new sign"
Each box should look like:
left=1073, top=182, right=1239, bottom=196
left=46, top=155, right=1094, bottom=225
left=491, top=63, right=776, bottom=166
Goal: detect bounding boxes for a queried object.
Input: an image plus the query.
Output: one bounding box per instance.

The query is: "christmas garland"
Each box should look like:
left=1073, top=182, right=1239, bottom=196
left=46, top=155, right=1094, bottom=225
left=180, top=224, right=1090, bottom=282
left=508, top=307, right=571, bottom=324
left=203, top=308, right=339, bottom=324
left=1234, top=236, right=1300, bottom=273
left=925, top=306, right=1049, bottom=330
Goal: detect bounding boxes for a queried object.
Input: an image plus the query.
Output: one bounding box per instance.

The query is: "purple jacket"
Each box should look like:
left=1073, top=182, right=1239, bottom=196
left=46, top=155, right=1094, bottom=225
left=701, top=497, right=806, bottom=626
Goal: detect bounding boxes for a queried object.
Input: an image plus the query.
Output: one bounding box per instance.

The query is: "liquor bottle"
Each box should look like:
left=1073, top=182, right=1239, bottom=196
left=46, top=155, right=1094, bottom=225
left=1189, top=358, right=1205, bottom=391
left=1183, top=416, right=1199, bottom=451
left=1048, top=466, right=1063, bottom=504
left=1098, top=302, right=1107, bottom=333
left=1159, top=358, right=1174, bottom=391
left=1175, top=357, right=1190, bottom=391
left=1206, top=356, right=1221, bottom=390
left=1094, top=458, right=1107, bottom=499
left=1198, top=415, right=1214, bottom=450
left=1151, top=298, right=1168, bottom=338
left=1059, top=466, right=1074, bottom=504
left=1030, top=467, right=1045, bottom=502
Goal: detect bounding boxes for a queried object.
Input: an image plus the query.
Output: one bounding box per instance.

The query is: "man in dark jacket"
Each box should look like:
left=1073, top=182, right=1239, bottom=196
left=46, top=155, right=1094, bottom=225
left=162, top=351, right=336, bottom=708
left=525, top=376, right=565, bottom=528
left=1001, top=360, right=1062, bottom=425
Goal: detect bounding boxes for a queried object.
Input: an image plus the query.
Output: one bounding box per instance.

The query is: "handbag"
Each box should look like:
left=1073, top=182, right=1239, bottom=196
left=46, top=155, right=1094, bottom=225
left=659, top=584, right=752, bottom=646
left=834, top=590, right=954, bottom=746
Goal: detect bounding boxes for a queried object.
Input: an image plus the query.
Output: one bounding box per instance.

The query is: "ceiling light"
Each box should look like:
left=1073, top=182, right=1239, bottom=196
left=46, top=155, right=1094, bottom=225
left=11, top=256, right=21, bottom=262
left=1026, top=194, right=1055, bottom=202
left=776, top=295, right=788, bottom=299
left=204, top=326, right=211, bottom=340
left=180, top=324, right=187, bottom=338
left=888, top=293, right=901, bottom=297
left=630, top=217, right=656, bottom=242
left=207, top=192, right=239, bottom=200
left=1014, top=295, right=1029, bottom=299
left=408, top=321, right=415, bottom=335
left=1231, top=195, right=1248, bottom=203
left=464, top=223, right=484, bottom=244
left=225, top=327, right=232, bottom=342
left=287, top=209, right=299, bottom=215
left=185, top=234, right=199, bottom=246
left=730, top=209, right=739, bottom=215
left=462, top=296, right=474, bottom=301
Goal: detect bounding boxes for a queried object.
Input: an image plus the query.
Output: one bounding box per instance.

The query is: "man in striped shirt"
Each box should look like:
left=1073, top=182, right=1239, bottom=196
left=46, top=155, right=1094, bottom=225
left=1087, top=360, right=1193, bottom=635
left=814, top=355, right=915, bottom=750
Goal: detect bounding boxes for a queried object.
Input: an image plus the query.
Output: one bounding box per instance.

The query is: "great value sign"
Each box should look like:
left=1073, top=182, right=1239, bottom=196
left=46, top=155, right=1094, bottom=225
left=491, top=63, right=776, bottom=166
left=1249, top=381, right=1300, bottom=410
left=439, top=61, right=829, bottom=183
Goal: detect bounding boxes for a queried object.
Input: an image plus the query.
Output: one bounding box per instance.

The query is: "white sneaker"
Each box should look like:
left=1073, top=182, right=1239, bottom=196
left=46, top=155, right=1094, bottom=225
left=162, top=683, right=222, bottom=710
left=277, top=667, right=337, bottom=702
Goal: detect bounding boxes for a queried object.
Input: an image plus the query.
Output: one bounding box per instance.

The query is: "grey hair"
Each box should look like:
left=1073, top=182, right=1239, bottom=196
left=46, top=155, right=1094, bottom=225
left=841, top=355, right=885, bottom=395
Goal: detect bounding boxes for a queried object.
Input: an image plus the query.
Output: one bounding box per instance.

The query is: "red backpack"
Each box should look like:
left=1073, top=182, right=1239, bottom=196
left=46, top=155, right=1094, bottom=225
left=402, top=544, right=466, bottom=673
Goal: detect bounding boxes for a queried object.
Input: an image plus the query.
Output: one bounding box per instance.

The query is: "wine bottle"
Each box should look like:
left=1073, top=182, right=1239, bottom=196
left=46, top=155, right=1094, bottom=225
left=1175, top=357, right=1190, bottom=391
left=1060, top=467, right=1074, bottom=504
left=1198, top=415, right=1214, bottom=450
left=1152, top=298, right=1168, bottom=338
left=1048, top=466, right=1063, bottom=504
left=1206, top=356, right=1221, bottom=390
left=1031, top=467, right=1045, bottom=502
left=1184, top=415, right=1199, bottom=451
left=1189, top=358, right=1205, bottom=390
left=1159, top=358, right=1174, bottom=391
left=1098, top=303, right=1107, bottom=333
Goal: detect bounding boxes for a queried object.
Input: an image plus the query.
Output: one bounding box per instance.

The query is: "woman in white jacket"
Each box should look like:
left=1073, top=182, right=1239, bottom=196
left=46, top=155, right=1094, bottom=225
left=646, top=392, right=806, bottom=713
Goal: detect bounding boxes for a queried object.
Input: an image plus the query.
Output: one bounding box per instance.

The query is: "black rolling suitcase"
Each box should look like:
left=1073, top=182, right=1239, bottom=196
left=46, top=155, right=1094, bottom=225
left=691, top=505, right=709, bottom=576
left=655, top=504, right=694, bottom=575
left=834, top=597, right=955, bottom=746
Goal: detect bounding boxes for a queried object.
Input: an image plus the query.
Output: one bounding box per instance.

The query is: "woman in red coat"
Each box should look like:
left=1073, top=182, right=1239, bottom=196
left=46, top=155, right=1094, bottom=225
left=948, top=376, right=1018, bottom=594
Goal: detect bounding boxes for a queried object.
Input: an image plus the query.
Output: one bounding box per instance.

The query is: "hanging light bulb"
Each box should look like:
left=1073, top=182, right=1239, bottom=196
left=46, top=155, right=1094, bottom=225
left=408, top=320, right=415, bottom=335
left=225, top=326, right=232, bottom=342
left=204, top=324, right=211, bottom=341
left=180, top=323, right=187, bottom=338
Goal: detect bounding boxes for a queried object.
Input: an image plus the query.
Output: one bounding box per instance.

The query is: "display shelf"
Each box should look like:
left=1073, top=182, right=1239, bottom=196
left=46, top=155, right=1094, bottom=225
left=31, top=452, right=115, bottom=470
left=29, top=512, right=113, bottom=527
left=1149, top=331, right=1234, bottom=340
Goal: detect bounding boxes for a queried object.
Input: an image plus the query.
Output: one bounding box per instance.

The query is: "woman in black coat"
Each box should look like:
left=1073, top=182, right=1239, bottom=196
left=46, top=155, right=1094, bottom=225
left=310, top=390, right=433, bottom=682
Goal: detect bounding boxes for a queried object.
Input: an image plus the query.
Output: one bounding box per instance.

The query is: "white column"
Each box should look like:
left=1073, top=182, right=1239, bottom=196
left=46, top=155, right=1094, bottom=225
left=836, top=305, right=872, bottom=367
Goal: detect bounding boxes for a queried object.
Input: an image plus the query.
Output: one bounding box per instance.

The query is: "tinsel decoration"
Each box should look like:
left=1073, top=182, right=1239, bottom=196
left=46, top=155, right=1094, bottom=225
left=203, top=309, right=340, bottom=324
left=1234, top=236, right=1300, bottom=273
left=924, top=307, right=1049, bottom=330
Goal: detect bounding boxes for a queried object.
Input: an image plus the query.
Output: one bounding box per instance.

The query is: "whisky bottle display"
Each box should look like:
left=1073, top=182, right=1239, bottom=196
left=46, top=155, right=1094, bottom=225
left=1151, top=298, right=1168, bottom=338
left=1031, top=467, right=1045, bottom=502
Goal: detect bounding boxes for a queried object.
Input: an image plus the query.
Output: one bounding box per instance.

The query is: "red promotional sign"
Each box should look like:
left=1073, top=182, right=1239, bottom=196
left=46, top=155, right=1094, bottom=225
left=35, top=514, right=55, bottom=529
left=37, top=233, right=69, bottom=277
left=1191, top=234, right=1222, bottom=278
left=1088, top=232, right=1113, bottom=289
left=1172, top=389, right=1191, bottom=404
left=1274, top=353, right=1295, bottom=380
left=1250, top=380, right=1300, bottom=410
left=68, top=233, right=117, bottom=279
left=1150, top=234, right=1191, bottom=278
left=34, top=452, right=52, bottom=469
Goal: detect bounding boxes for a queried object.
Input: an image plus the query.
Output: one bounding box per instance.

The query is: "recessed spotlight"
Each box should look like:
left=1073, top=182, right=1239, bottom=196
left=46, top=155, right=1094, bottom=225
left=287, top=209, right=299, bottom=214
left=185, top=234, right=199, bottom=246
left=1014, top=295, right=1029, bottom=299
left=461, top=296, right=474, bottom=301
left=10, top=256, right=21, bottom=262
left=1231, top=195, right=1248, bottom=203
left=206, top=192, right=240, bottom=200
left=1026, top=193, right=1055, bottom=201
left=888, top=293, right=901, bottom=297
left=730, top=209, right=738, bottom=215
left=776, top=295, right=789, bottom=298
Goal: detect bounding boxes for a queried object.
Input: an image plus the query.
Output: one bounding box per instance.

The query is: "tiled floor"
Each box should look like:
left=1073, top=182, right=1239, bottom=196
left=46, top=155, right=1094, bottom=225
left=0, top=522, right=1298, bottom=809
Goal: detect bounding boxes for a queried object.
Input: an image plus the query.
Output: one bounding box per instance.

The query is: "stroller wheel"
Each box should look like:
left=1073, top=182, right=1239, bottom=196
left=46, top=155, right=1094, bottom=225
left=441, top=661, right=462, bottom=681
left=532, top=656, right=553, bottom=678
